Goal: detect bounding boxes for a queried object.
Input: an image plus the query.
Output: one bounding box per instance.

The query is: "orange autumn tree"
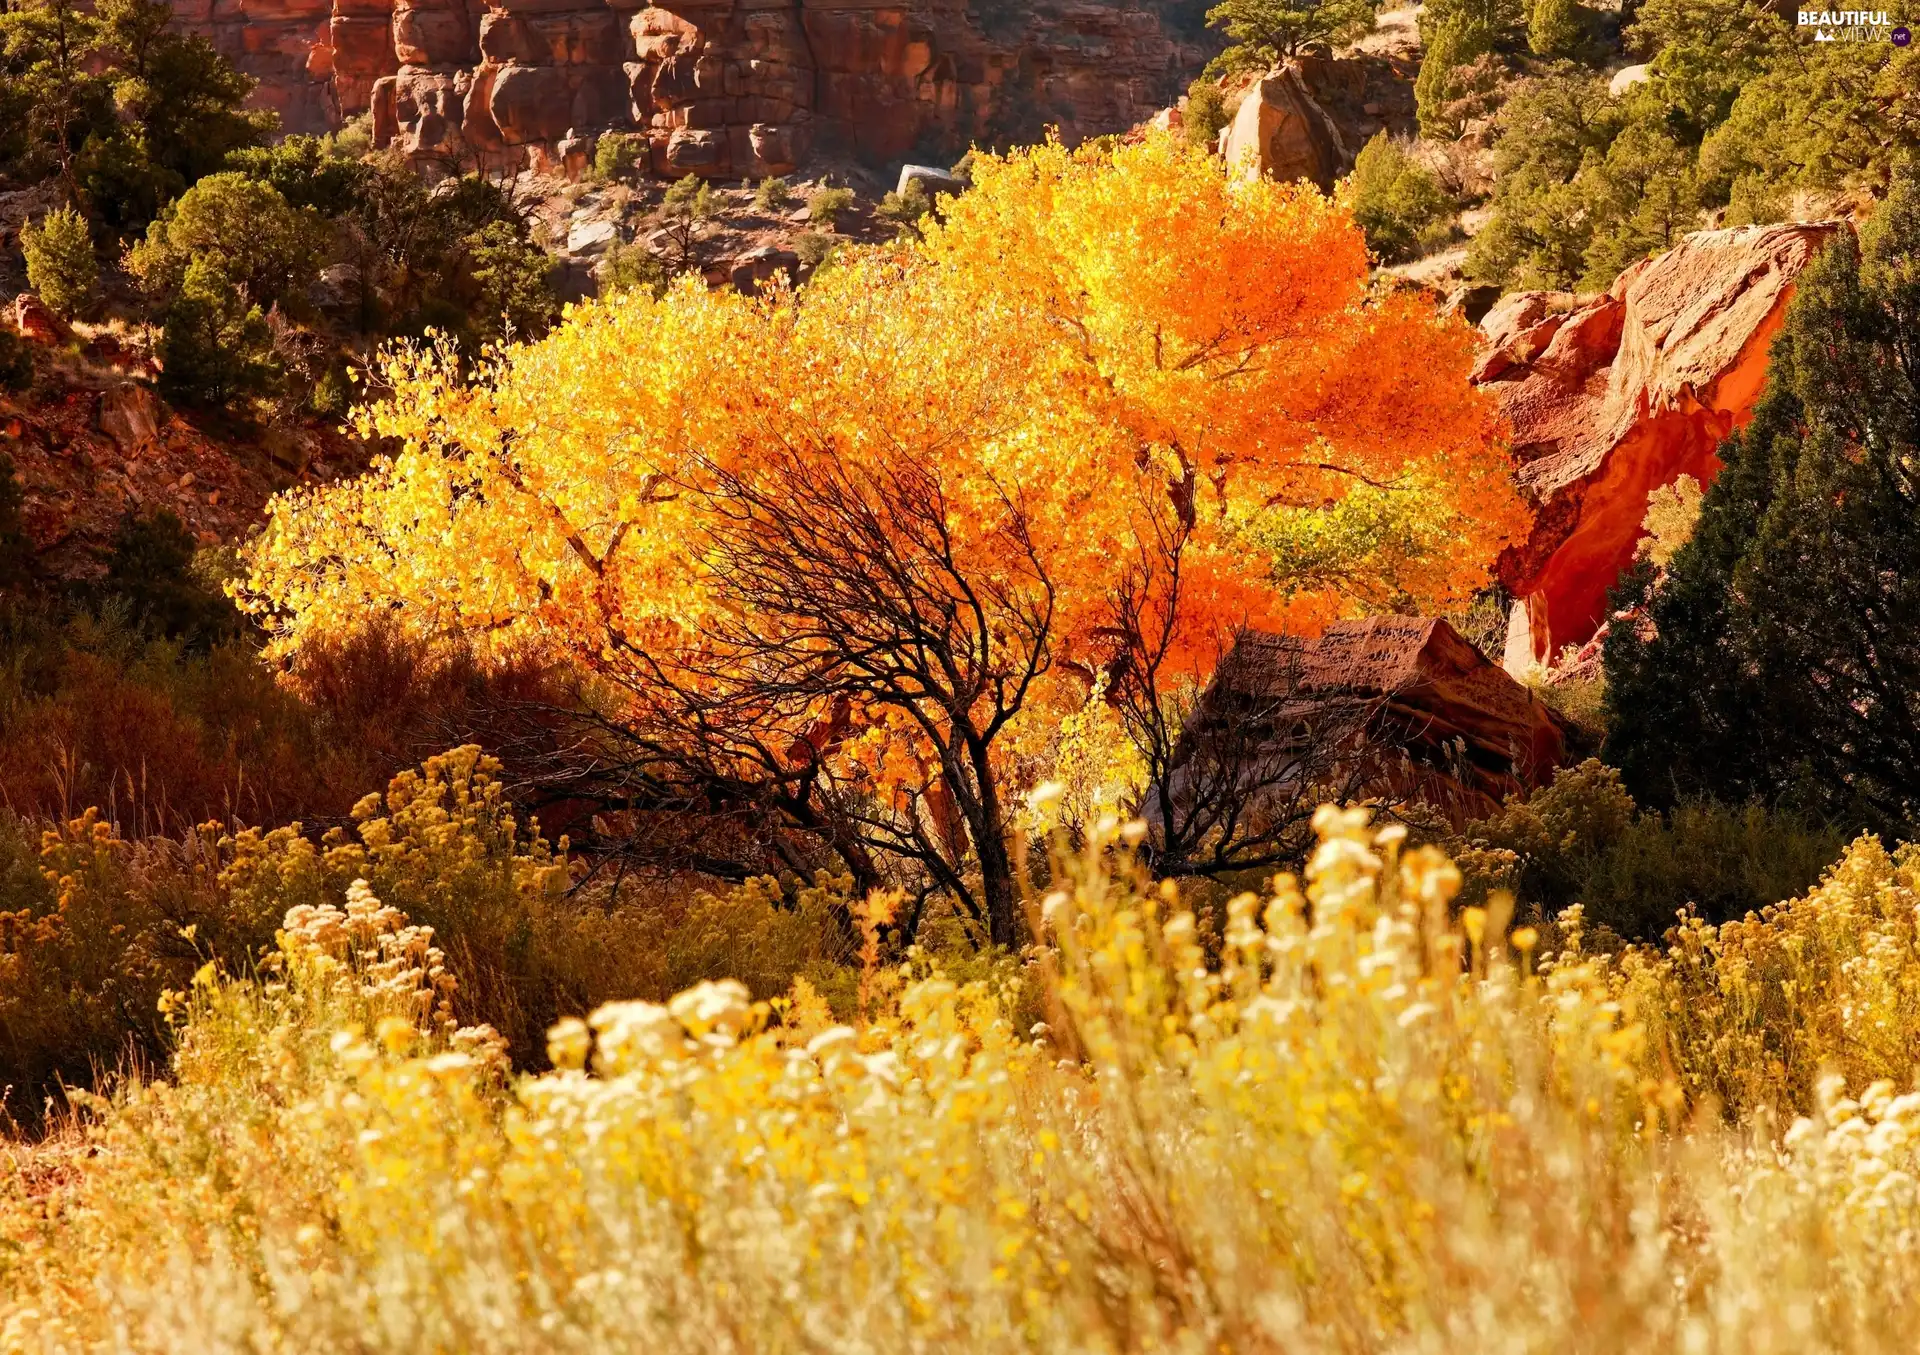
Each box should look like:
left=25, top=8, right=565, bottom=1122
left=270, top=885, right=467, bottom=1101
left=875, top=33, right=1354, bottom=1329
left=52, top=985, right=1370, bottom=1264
left=238, top=135, right=1523, bottom=944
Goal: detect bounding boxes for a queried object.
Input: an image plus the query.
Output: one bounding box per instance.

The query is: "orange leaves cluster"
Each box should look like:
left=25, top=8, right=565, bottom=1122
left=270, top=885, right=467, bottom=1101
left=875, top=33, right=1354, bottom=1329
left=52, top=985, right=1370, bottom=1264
left=238, top=135, right=1524, bottom=778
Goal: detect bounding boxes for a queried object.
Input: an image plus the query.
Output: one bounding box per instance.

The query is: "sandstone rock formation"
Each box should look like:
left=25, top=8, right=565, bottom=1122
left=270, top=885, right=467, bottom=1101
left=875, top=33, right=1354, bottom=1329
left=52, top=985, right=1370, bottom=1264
left=1219, top=63, right=1349, bottom=190
left=1178, top=617, right=1571, bottom=826
left=197, top=0, right=1209, bottom=177
left=1473, top=221, right=1843, bottom=672
left=8, top=295, right=73, bottom=347
left=174, top=0, right=342, bottom=135
left=96, top=385, right=164, bottom=455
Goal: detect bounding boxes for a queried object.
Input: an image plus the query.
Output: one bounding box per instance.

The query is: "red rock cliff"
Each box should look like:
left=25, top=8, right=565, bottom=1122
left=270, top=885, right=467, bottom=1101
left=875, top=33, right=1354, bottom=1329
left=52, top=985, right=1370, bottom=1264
left=197, top=0, right=1210, bottom=173
left=1471, top=221, right=1844, bottom=672
left=174, top=0, right=343, bottom=134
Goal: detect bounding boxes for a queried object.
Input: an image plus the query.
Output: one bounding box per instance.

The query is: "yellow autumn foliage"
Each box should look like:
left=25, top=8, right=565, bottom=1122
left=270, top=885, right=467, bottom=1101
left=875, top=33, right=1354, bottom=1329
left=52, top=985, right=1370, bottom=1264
left=235, top=134, right=1522, bottom=809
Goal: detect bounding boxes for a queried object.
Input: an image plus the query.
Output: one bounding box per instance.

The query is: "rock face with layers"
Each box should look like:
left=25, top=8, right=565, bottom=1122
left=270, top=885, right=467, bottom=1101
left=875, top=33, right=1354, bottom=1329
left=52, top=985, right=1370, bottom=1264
left=1473, top=221, right=1844, bottom=671
left=329, top=0, right=403, bottom=115
left=174, top=0, right=342, bottom=134
left=244, top=0, right=1208, bottom=176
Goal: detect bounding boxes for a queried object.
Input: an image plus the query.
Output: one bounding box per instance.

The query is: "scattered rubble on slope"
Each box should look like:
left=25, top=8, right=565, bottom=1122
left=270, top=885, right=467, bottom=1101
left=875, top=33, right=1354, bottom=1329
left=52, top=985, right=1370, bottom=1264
left=0, top=309, right=364, bottom=580
left=527, top=156, right=902, bottom=300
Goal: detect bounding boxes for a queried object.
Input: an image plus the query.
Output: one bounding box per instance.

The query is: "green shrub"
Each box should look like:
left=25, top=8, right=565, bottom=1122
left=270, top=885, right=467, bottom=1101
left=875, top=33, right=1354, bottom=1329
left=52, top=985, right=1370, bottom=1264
left=307, top=360, right=352, bottom=419
left=101, top=509, right=239, bottom=645
left=463, top=219, right=557, bottom=344
left=1464, top=69, right=1622, bottom=289
left=128, top=173, right=328, bottom=405
left=1697, top=45, right=1918, bottom=210
left=1184, top=78, right=1232, bottom=151
left=592, top=131, right=646, bottom=183
left=225, top=133, right=369, bottom=216
left=343, top=159, right=532, bottom=336
left=808, top=185, right=855, bottom=229
left=875, top=179, right=932, bottom=238
left=1626, top=0, right=1794, bottom=139
left=1469, top=13, right=1916, bottom=293
left=1453, top=759, right=1847, bottom=940
left=20, top=206, right=96, bottom=318
left=1203, top=0, right=1378, bottom=75
left=1603, top=168, right=1920, bottom=833
left=792, top=231, right=842, bottom=270
left=127, top=171, right=324, bottom=315
left=1575, top=117, right=1701, bottom=290
left=151, top=257, right=280, bottom=406
left=1532, top=663, right=1606, bottom=731
left=1525, top=0, right=1594, bottom=60
left=598, top=240, right=671, bottom=298
left=89, top=0, right=272, bottom=198
left=0, top=0, right=271, bottom=232
left=1414, top=13, right=1517, bottom=142
left=1421, top=0, right=1524, bottom=42
left=663, top=175, right=714, bottom=220
left=653, top=176, right=719, bottom=271
left=1445, top=590, right=1510, bottom=660
left=1342, top=133, right=1455, bottom=263
left=753, top=176, right=794, bottom=213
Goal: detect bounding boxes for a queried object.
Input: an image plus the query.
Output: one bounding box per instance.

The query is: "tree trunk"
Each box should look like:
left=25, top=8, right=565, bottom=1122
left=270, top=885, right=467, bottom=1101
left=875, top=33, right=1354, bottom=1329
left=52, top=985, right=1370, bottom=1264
left=966, top=736, right=1019, bottom=948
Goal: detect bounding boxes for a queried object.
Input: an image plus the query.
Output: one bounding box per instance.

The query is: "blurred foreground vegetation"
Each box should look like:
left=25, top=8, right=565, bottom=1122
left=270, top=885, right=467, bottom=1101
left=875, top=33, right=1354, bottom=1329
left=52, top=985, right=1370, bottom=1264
left=5, top=791, right=1920, bottom=1350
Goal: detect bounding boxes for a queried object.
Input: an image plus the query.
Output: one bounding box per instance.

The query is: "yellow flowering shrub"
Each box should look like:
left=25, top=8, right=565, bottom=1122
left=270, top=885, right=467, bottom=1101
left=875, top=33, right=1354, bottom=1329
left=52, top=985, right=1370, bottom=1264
left=0, top=747, right=871, bottom=1122
left=217, top=745, right=861, bottom=1061
left=12, top=810, right=1920, bottom=1350
left=1619, top=834, right=1920, bottom=1120
left=0, top=810, right=270, bottom=1126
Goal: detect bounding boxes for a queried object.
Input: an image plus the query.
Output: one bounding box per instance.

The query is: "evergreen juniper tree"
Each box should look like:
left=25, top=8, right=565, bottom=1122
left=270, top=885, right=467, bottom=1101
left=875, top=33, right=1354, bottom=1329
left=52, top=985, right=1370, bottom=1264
left=1205, top=0, right=1378, bottom=72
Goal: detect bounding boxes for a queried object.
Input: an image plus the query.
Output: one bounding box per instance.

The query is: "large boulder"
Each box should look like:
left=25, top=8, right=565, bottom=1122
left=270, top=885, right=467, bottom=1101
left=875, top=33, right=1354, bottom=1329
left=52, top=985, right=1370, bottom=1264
left=1174, top=617, right=1571, bottom=827
left=96, top=385, right=164, bottom=454
left=897, top=164, right=964, bottom=198
left=1219, top=65, right=1348, bottom=191
left=488, top=63, right=573, bottom=144
left=9, top=294, right=72, bottom=347
left=392, top=0, right=473, bottom=68
left=1476, top=222, right=1843, bottom=671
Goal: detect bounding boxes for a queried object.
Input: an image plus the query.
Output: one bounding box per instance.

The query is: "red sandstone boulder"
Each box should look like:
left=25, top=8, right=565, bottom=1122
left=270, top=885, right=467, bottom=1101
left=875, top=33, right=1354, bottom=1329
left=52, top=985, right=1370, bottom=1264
left=1182, top=617, right=1571, bottom=826
left=488, top=62, right=572, bottom=144
left=10, top=294, right=72, bottom=347
left=1476, top=222, right=1843, bottom=671
left=1219, top=64, right=1348, bottom=191
left=96, top=385, right=163, bottom=454
left=392, top=0, right=473, bottom=68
